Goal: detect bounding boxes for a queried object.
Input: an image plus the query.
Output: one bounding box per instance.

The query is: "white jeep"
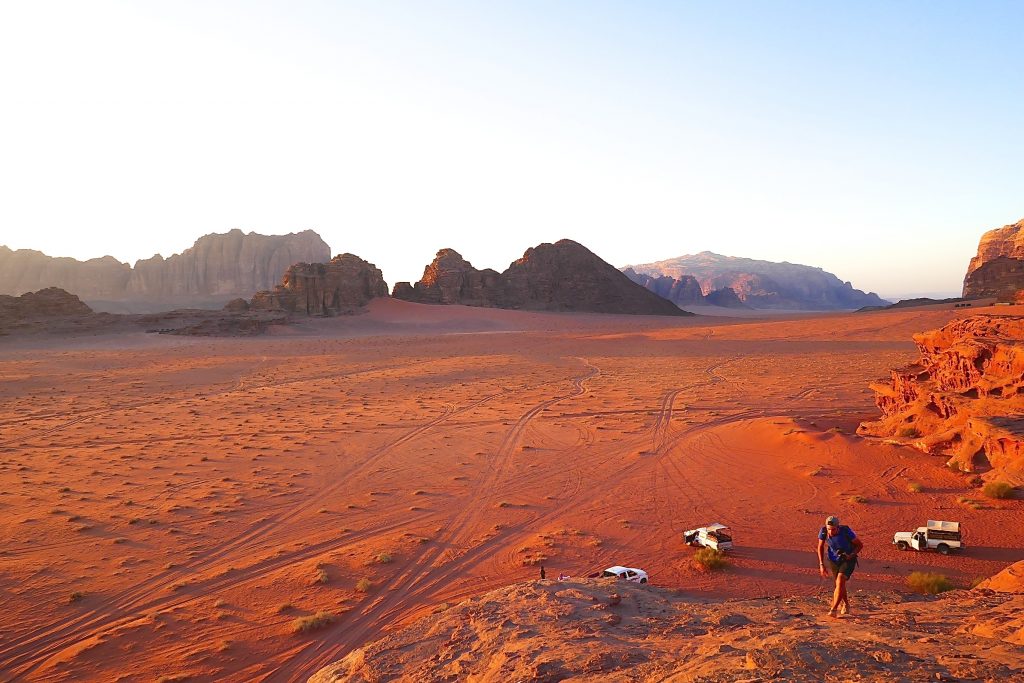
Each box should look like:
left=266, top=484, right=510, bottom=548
left=893, top=520, right=964, bottom=555
left=683, top=523, right=734, bottom=551
left=601, top=566, right=649, bottom=583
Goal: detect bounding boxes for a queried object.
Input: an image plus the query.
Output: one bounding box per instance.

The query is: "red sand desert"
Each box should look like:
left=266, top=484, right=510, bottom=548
left=1, top=298, right=1022, bottom=681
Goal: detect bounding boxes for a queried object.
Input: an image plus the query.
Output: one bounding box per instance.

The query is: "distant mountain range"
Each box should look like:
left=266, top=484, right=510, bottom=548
left=0, top=229, right=329, bottom=313
left=623, top=252, right=888, bottom=310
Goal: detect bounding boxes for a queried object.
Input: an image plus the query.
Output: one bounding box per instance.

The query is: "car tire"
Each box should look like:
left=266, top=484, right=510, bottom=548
left=639, top=578, right=647, bottom=584
left=937, top=543, right=950, bottom=555
left=897, top=541, right=909, bottom=551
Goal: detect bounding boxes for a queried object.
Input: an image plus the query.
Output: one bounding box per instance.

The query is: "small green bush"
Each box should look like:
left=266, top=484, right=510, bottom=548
left=291, top=611, right=335, bottom=633
left=693, top=548, right=729, bottom=572
left=906, top=482, right=923, bottom=493
left=907, top=571, right=954, bottom=594
left=68, top=591, right=85, bottom=603
left=848, top=495, right=867, bottom=504
left=982, top=481, right=1014, bottom=499
left=355, top=578, right=373, bottom=593
left=375, top=552, right=392, bottom=564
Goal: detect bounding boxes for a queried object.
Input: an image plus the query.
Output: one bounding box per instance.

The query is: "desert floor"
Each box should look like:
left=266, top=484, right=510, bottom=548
left=1, top=299, right=1021, bottom=682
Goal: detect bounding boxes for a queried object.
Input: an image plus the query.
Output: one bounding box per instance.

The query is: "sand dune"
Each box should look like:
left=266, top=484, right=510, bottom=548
left=1, top=301, right=1021, bottom=681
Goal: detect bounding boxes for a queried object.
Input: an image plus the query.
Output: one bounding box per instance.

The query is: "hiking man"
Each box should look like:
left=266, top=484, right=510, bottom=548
left=817, top=515, right=863, bottom=617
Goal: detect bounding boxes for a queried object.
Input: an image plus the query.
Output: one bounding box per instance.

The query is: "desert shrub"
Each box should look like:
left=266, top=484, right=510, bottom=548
left=898, top=427, right=921, bottom=438
left=355, top=578, right=373, bottom=593
left=375, top=552, right=392, bottom=564
left=68, top=591, right=85, bottom=603
left=966, top=475, right=984, bottom=487
left=982, top=481, right=1014, bottom=499
left=315, top=568, right=329, bottom=584
left=906, top=482, right=923, bottom=493
left=291, top=611, right=335, bottom=633
left=848, top=495, right=867, bottom=504
left=693, top=548, right=729, bottom=572
left=907, top=571, right=954, bottom=594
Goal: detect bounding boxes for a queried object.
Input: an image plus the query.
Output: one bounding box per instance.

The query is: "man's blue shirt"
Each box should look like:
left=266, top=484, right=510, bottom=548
left=819, top=525, right=856, bottom=562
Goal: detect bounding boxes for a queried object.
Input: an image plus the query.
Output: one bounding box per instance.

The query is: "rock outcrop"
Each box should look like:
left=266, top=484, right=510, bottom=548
left=310, top=575, right=1024, bottom=682
left=392, top=249, right=501, bottom=306
left=0, top=287, right=93, bottom=321
left=0, top=229, right=330, bottom=312
left=975, top=560, right=1024, bottom=593
left=622, top=269, right=748, bottom=308
left=249, top=254, right=388, bottom=316
left=624, top=252, right=887, bottom=310
left=963, top=218, right=1024, bottom=300
left=394, top=241, right=688, bottom=316
left=857, top=315, right=1024, bottom=484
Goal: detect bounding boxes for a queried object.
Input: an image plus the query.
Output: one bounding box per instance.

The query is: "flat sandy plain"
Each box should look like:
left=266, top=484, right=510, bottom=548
left=1, top=298, right=1021, bottom=682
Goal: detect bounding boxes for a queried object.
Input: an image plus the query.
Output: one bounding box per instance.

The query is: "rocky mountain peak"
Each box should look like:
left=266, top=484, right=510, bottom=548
left=963, top=218, right=1024, bottom=300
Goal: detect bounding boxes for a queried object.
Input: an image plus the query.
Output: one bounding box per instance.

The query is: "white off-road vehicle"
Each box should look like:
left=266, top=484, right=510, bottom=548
left=893, top=520, right=964, bottom=555
left=683, top=523, right=734, bottom=551
left=601, top=566, right=649, bottom=583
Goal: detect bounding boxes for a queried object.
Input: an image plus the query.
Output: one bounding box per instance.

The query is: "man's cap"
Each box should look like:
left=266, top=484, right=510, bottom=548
left=825, top=515, right=839, bottom=527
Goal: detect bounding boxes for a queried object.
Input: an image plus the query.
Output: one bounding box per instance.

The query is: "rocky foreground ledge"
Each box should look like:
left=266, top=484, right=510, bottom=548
left=310, top=563, right=1024, bottom=682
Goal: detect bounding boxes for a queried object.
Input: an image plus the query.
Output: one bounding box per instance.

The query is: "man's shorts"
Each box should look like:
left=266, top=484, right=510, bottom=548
left=829, top=557, right=856, bottom=578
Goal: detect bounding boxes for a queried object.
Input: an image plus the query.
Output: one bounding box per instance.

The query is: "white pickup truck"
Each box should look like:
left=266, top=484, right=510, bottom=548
left=601, top=566, right=649, bottom=584
left=683, top=523, right=734, bottom=551
left=893, top=520, right=964, bottom=555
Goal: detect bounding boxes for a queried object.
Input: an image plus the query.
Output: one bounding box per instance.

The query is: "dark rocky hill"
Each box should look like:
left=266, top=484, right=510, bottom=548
left=394, top=241, right=688, bottom=316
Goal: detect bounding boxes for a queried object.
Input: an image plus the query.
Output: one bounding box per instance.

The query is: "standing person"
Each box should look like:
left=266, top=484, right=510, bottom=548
left=539, top=564, right=546, bottom=580
left=817, top=515, right=863, bottom=618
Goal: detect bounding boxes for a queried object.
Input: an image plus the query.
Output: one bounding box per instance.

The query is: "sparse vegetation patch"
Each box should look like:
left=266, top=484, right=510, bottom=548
left=292, top=611, right=335, bottom=633
left=982, top=481, right=1014, bottom=499
left=693, top=548, right=729, bottom=572
left=907, top=571, right=954, bottom=594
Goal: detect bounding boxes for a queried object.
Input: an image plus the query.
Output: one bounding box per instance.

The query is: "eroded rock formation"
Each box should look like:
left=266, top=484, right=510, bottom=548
left=963, top=219, right=1024, bottom=300
left=0, top=287, right=93, bottom=321
left=857, top=315, right=1024, bottom=484
left=394, top=241, right=687, bottom=316
left=624, top=252, right=887, bottom=310
left=249, top=254, right=388, bottom=316
left=0, top=230, right=330, bottom=312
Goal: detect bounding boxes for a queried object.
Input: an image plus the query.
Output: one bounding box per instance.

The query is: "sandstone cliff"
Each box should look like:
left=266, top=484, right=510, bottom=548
left=963, top=218, right=1024, bottom=300
left=310, top=575, right=1023, bottom=682
left=622, top=268, right=749, bottom=308
left=857, top=315, right=1024, bottom=484
left=624, top=251, right=887, bottom=310
left=0, top=230, right=330, bottom=312
left=0, top=247, right=130, bottom=299
left=249, top=254, right=389, bottom=316
left=394, top=241, right=688, bottom=316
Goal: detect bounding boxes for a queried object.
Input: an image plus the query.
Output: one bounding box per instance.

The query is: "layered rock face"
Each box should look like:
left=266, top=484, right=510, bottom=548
left=393, top=241, right=687, bottom=316
left=857, top=315, right=1024, bottom=483
left=126, top=229, right=330, bottom=298
left=963, top=218, right=1024, bottom=300
left=249, top=254, right=388, bottom=316
left=621, top=268, right=748, bottom=308
left=0, top=247, right=130, bottom=299
left=0, top=287, right=93, bottom=321
left=0, top=230, right=330, bottom=311
left=624, top=252, right=887, bottom=310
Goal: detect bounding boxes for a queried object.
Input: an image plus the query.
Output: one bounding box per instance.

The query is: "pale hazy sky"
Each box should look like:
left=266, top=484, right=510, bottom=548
left=1, top=1, right=1021, bottom=298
